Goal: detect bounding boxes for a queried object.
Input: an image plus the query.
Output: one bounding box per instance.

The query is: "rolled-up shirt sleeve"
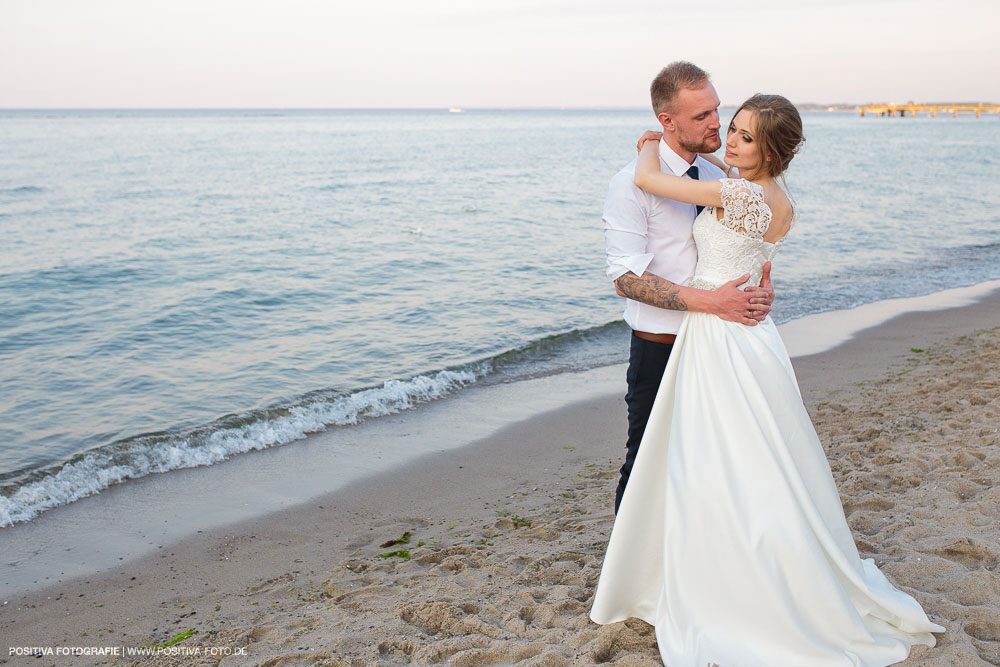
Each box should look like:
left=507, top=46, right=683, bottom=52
left=603, top=171, right=654, bottom=281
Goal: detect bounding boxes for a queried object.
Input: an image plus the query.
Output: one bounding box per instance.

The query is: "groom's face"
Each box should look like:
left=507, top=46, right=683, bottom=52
left=663, top=84, right=722, bottom=154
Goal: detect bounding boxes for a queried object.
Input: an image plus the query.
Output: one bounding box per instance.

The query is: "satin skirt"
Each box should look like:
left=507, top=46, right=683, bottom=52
left=590, top=312, right=943, bottom=666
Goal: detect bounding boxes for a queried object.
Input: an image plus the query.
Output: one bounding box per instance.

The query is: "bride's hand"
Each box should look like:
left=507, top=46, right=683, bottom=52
left=741, top=262, right=775, bottom=320
left=636, top=131, right=663, bottom=153
left=753, top=262, right=775, bottom=309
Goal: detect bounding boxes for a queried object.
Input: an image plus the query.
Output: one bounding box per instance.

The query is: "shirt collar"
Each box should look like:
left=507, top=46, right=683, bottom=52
left=658, top=138, right=696, bottom=176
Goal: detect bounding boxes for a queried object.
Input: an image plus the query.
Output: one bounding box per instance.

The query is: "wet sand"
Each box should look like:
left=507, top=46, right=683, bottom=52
left=2, top=286, right=999, bottom=666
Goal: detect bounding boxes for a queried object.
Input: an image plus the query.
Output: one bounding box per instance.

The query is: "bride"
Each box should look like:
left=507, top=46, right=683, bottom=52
left=589, top=94, right=944, bottom=666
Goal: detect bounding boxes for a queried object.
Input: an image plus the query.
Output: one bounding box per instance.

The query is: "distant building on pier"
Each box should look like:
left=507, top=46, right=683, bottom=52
left=860, top=102, right=1000, bottom=118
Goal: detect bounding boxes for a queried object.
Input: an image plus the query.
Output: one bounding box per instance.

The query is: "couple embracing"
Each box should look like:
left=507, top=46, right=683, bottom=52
left=588, top=62, right=944, bottom=666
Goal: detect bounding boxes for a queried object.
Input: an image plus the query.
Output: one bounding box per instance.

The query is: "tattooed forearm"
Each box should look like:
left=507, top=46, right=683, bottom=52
left=615, top=272, right=688, bottom=311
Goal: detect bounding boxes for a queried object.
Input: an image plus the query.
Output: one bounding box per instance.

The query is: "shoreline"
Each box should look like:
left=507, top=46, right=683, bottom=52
left=1, top=283, right=999, bottom=665
left=1, top=281, right=1000, bottom=601
left=3, top=279, right=999, bottom=552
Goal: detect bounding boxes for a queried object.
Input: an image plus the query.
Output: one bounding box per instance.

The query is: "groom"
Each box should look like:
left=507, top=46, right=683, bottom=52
left=605, top=61, right=774, bottom=513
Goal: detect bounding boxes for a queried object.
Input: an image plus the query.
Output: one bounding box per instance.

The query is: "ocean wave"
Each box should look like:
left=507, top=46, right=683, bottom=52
left=1, top=185, right=46, bottom=195
left=0, top=316, right=635, bottom=529
left=0, top=366, right=486, bottom=528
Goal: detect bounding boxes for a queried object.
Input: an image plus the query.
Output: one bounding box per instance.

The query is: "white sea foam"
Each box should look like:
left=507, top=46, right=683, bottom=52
left=0, top=367, right=484, bottom=528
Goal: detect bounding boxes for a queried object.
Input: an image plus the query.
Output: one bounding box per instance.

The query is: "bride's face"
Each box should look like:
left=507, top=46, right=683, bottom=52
left=724, top=110, right=762, bottom=172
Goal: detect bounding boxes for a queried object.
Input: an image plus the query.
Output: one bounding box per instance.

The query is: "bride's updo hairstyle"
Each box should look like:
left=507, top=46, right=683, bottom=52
left=734, top=94, right=804, bottom=180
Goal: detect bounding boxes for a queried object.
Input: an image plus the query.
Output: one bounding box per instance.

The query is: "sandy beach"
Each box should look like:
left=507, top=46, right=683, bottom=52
left=2, top=286, right=999, bottom=666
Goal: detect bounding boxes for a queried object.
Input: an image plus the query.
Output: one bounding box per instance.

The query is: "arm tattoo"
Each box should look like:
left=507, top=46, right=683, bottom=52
left=615, top=272, right=688, bottom=311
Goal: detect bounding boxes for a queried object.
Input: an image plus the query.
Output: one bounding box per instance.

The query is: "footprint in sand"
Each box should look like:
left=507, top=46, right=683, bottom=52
left=932, top=537, right=999, bottom=570
left=848, top=513, right=888, bottom=537
left=964, top=608, right=1000, bottom=665
left=400, top=600, right=466, bottom=635
left=842, top=497, right=895, bottom=515
left=859, top=473, right=894, bottom=491
left=413, top=545, right=474, bottom=566
left=949, top=570, right=1000, bottom=606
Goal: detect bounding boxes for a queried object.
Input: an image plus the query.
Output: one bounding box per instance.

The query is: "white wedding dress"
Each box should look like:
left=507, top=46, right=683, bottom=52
left=590, top=179, right=943, bottom=666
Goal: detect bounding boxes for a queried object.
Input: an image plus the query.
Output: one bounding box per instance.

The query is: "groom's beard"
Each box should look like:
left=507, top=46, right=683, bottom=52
left=679, top=135, right=722, bottom=154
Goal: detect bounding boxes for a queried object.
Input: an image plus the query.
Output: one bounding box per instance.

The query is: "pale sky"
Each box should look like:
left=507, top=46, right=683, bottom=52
left=2, top=0, right=997, bottom=108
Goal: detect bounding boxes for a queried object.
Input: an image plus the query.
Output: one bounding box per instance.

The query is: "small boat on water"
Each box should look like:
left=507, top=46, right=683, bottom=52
left=448, top=107, right=463, bottom=113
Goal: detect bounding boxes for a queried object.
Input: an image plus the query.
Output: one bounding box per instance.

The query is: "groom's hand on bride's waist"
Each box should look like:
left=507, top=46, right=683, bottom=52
left=711, top=276, right=769, bottom=326
left=712, top=262, right=773, bottom=326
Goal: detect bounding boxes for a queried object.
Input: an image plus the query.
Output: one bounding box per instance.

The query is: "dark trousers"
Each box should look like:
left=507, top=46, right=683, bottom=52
left=615, top=332, right=674, bottom=513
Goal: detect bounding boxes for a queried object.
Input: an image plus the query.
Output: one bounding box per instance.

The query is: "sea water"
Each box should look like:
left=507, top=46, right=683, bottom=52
left=1, top=108, right=998, bottom=526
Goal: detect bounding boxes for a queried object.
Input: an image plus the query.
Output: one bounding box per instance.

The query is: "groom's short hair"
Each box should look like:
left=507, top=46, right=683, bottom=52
left=651, top=62, right=711, bottom=115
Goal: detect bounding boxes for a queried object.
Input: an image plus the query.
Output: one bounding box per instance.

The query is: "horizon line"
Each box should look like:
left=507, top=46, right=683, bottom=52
left=0, top=104, right=864, bottom=111
left=1, top=102, right=993, bottom=111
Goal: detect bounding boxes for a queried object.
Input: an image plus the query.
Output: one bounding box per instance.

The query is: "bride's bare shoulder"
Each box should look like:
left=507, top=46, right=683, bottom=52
left=764, top=188, right=793, bottom=242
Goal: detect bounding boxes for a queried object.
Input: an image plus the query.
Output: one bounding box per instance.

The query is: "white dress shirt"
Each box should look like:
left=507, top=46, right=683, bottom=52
left=604, top=139, right=726, bottom=334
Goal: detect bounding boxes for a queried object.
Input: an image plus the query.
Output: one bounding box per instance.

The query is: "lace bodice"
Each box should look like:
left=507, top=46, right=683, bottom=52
left=689, top=178, right=782, bottom=291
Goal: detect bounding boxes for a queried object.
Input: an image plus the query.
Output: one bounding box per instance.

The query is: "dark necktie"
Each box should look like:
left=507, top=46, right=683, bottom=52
left=685, top=165, right=704, bottom=216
